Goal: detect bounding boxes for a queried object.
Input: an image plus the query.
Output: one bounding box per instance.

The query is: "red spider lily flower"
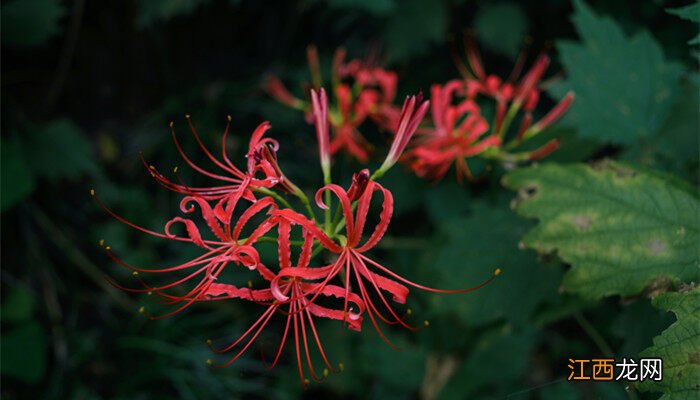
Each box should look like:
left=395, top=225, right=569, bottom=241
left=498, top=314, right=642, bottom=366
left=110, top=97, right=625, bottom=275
left=204, top=215, right=365, bottom=385
left=144, top=116, right=298, bottom=221
left=310, top=88, right=331, bottom=176
left=375, top=94, right=430, bottom=178
left=269, top=178, right=500, bottom=347
left=405, top=80, right=499, bottom=181
left=452, top=43, right=574, bottom=164
left=93, top=192, right=278, bottom=319
left=264, top=46, right=399, bottom=162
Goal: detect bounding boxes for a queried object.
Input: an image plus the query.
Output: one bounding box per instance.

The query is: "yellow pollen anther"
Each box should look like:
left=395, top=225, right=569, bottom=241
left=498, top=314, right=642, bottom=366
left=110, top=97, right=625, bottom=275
left=90, top=189, right=95, bottom=196
left=147, top=291, right=152, bottom=296
left=303, top=378, right=310, bottom=385
left=247, top=280, right=252, bottom=288
left=207, top=339, right=212, bottom=345
left=132, top=271, right=139, bottom=276
left=227, top=115, right=232, bottom=122
left=406, top=308, right=413, bottom=315
left=424, top=320, right=430, bottom=326
left=494, top=268, right=502, bottom=276
left=139, top=306, right=145, bottom=313
left=99, top=239, right=105, bottom=246
left=149, top=165, right=156, bottom=170
left=338, top=362, right=344, bottom=372
left=206, top=359, right=213, bottom=366
left=169, top=121, right=174, bottom=128
left=173, top=166, right=179, bottom=173
left=323, top=369, right=329, bottom=377
left=105, top=246, right=111, bottom=251
left=185, top=114, right=191, bottom=119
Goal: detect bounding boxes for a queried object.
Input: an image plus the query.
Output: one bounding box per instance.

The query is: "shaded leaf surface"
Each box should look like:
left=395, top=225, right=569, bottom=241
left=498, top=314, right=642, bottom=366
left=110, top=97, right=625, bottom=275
left=549, top=0, right=683, bottom=144
left=503, top=161, right=699, bottom=299
left=637, top=287, right=700, bottom=399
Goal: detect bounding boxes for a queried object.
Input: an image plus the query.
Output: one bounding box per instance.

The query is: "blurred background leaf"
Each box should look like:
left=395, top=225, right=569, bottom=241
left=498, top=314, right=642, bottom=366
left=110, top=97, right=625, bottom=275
left=1, top=0, right=65, bottom=47
left=473, top=2, right=529, bottom=59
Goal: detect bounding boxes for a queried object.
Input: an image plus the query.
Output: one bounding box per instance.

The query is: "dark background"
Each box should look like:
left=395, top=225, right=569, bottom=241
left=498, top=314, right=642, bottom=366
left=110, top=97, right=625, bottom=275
left=1, top=0, right=697, bottom=399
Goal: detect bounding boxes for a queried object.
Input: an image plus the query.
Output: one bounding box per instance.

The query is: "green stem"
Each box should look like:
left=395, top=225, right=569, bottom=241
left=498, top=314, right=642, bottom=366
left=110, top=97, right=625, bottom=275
left=254, top=187, right=294, bottom=210
left=574, top=312, right=614, bottom=358
left=496, top=102, right=521, bottom=140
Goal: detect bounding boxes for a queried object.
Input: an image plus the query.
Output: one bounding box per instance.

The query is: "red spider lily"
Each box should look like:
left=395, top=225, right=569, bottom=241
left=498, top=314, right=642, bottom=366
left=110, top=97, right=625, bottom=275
left=456, top=44, right=574, bottom=163
left=405, top=80, right=499, bottom=181
left=144, top=116, right=296, bottom=222
left=203, top=214, right=365, bottom=385
left=375, top=93, right=430, bottom=178
left=268, top=178, right=500, bottom=347
left=95, top=192, right=278, bottom=319
left=264, top=46, right=398, bottom=162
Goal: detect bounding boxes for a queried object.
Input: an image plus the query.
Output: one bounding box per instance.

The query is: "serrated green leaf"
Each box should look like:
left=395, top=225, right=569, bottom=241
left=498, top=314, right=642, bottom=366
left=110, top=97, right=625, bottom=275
left=1, top=138, right=36, bottom=211
left=27, top=119, right=98, bottom=181
left=473, top=2, right=529, bottom=59
left=384, top=0, right=447, bottom=62
left=502, top=161, right=699, bottom=299
left=637, top=288, right=700, bottom=399
left=549, top=0, right=684, bottom=144
left=1, top=0, right=65, bottom=47
left=431, top=202, right=562, bottom=327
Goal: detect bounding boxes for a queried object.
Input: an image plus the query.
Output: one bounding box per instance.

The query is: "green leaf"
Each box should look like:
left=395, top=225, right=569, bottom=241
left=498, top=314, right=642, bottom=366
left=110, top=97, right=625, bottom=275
left=27, top=119, right=98, bottom=181
left=0, top=321, right=47, bottom=383
left=1, top=0, right=65, bottom=47
left=1, top=287, right=36, bottom=322
left=549, top=0, right=684, bottom=144
left=430, top=201, right=562, bottom=328
left=667, top=1, right=700, bottom=45
left=135, top=0, right=214, bottom=27
left=637, top=287, right=700, bottom=399
left=473, top=2, right=529, bottom=59
left=1, top=138, right=36, bottom=211
left=502, top=161, right=699, bottom=300
left=384, top=0, right=448, bottom=62
left=438, top=326, right=537, bottom=399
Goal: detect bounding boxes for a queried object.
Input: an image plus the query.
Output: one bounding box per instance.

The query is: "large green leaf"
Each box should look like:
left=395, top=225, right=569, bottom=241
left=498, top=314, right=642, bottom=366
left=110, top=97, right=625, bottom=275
left=1, top=0, right=65, bottom=47
left=502, top=161, right=699, bottom=299
left=666, top=1, right=700, bottom=45
left=430, top=201, right=562, bottom=327
left=549, top=0, right=684, bottom=144
left=473, top=2, right=529, bottom=59
left=637, top=287, right=700, bottom=399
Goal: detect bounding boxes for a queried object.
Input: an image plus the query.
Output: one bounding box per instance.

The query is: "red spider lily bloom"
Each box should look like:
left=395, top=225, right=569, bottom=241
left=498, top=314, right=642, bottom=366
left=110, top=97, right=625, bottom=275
left=376, top=94, right=430, bottom=178
left=204, top=215, right=365, bottom=385
left=264, top=46, right=399, bottom=162
left=269, top=178, right=500, bottom=347
left=310, top=88, right=331, bottom=175
left=457, top=44, right=574, bottom=161
left=405, top=80, right=499, bottom=181
left=145, top=117, right=295, bottom=222
left=94, top=191, right=278, bottom=319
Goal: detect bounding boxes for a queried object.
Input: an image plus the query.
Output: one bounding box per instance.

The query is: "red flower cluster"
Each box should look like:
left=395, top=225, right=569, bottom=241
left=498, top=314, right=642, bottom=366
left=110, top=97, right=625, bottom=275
left=265, top=46, right=398, bottom=162
left=406, top=46, right=575, bottom=181
left=268, top=45, right=574, bottom=182
left=95, top=89, right=499, bottom=384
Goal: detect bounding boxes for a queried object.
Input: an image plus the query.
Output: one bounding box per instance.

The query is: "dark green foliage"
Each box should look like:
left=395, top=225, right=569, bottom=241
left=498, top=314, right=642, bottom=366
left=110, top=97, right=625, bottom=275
left=2, top=0, right=697, bottom=399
